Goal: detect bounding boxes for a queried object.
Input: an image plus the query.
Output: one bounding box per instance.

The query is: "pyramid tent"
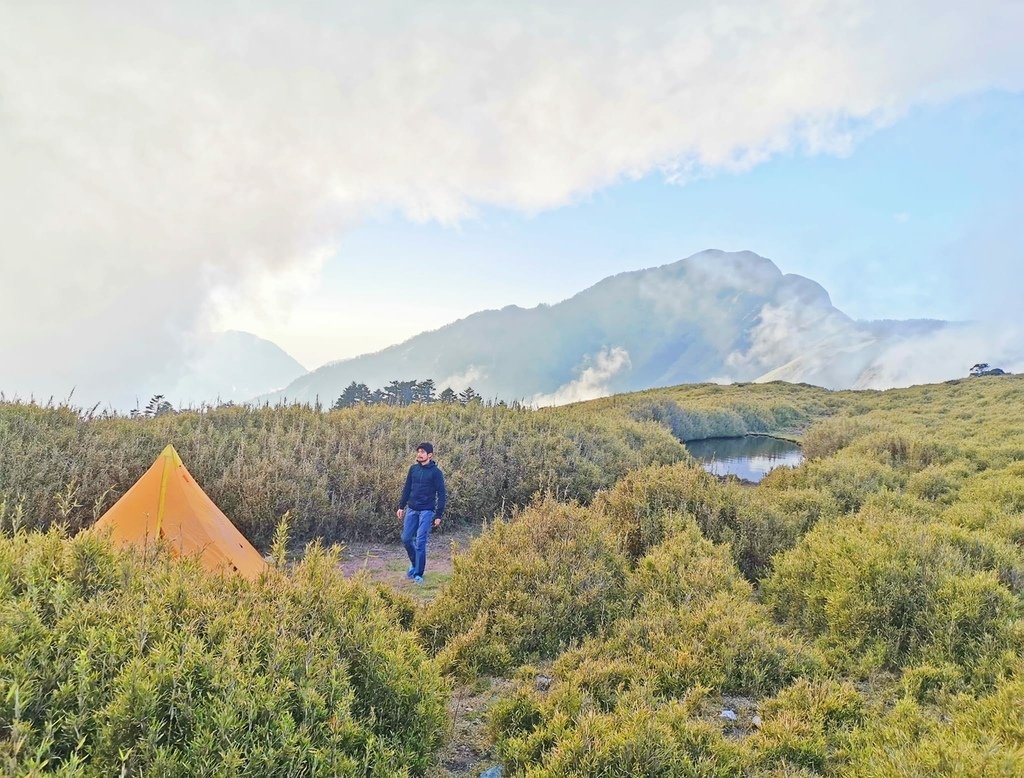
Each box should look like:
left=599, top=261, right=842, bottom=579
left=93, top=445, right=266, bottom=580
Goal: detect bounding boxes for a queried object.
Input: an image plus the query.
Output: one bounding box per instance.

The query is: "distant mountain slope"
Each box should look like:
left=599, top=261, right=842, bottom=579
left=270, top=249, right=962, bottom=404
left=164, top=330, right=307, bottom=406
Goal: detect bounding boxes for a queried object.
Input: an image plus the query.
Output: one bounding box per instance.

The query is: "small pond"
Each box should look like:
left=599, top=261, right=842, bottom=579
left=684, top=436, right=803, bottom=483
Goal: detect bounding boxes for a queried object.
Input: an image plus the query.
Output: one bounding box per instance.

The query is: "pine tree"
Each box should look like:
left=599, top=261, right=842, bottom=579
left=413, top=379, right=436, bottom=404
left=143, top=394, right=174, bottom=417
left=382, top=381, right=402, bottom=405
left=381, top=380, right=418, bottom=406
left=332, top=382, right=372, bottom=410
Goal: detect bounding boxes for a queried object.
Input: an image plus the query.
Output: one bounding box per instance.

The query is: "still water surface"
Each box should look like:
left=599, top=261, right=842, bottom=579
left=684, top=436, right=803, bottom=483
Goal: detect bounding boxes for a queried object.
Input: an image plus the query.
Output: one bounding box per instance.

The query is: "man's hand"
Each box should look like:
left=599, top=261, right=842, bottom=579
left=396, top=509, right=404, bottom=520
left=433, top=517, right=441, bottom=528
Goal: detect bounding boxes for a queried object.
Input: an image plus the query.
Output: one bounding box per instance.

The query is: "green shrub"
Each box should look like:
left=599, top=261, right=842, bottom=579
left=851, top=432, right=954, bottom=472
left=753, top=485, right=841, bottom=532
left=595, top=464, right=817, bottom=580
left=719, top=486, right=809, bottom=581
left=900, top=662, right=965, bottom=703
left=847, top=677, right=1024, bottom=776
left=483, top=506, right=824, bottom=774
left=928, top=524, right=1024, bottom=595
left=593, top=463, right=720, bottom=560
left=553, top=594, right=822, bottom=707
left=416, top=500, right=630, bottom=669
left=492, top=690, right=747, bottom=778
left=764, top=509, right=1023, bottom=677
left=957, top=461, right=1024, bottom=515
left=624, top=517, right=751, bottom=607
left=748, top=679, right=864, bottom=773
left=772, top=453, right=905, bottom=513
left=800, top=417, right=877, bottom=460
left=489, top=689, right=553, bottom=772
left=906, top=461, right=974, bottom=503
left=516, top=703, right=745, bottom=778
left=434, top=613, right=514, bottom=681
left=0, top=528, right=448, bottom=776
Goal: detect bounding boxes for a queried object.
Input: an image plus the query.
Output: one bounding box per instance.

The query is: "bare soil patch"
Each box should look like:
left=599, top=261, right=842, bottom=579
left=339, top=526, right=478, bottom=600
left=429, top=677, right=512, bottom=777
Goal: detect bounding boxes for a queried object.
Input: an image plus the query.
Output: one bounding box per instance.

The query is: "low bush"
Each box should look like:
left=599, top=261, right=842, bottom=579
left=416, top=500, right=630, bottom=668
left=846, top=675, right=1024, bottom=776
left=593, top=463, right=720, bottom=560
left=906, top=461, right=975, bottom=503
left=434, top=613, right=515, bottom=681
left=956, top=461, right=1024, bottom=517
left=595, top=464, right=824, bottom=580
left=748, top=679, right=865, bottom=773
left=491, top=687, right=747, bottom=778
left=851, top=431, right=955, bottom=472
left=764, top=509, right=1023, bottom=678
left=0, top=528, right=448, bottom=776
left=624, top=517, right=751, bottom=607
left=487, top=524, right=823, bottom=776
left=765, top=452, right=905, bottom=513
left=800, top=416, right=878, bottom=460
left=553, top=593, right=823, bottom=707
left=900, top=662, right=965, bottom=703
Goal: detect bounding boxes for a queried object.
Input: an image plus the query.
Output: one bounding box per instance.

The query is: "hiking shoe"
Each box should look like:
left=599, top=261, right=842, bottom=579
left=413, top=575, right=424, bottom=584
left=406, top=567, right=415, bottom=579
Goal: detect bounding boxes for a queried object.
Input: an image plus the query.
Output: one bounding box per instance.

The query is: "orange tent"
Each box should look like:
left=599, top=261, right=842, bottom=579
left=93, top=445, right=266, bottom=580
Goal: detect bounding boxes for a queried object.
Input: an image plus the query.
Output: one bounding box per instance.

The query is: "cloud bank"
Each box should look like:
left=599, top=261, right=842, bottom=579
left=2, top=1, right=1022, bottom=405
left=533, top=347, right=631, bottom=407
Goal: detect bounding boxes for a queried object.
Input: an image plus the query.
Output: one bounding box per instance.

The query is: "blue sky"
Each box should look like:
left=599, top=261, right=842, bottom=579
left=263, top=90, right=1023, bottom=367
left=5, top=2, right=1024, bottom=400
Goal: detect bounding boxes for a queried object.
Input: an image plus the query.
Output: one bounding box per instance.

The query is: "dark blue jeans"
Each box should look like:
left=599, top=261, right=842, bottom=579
left=401, top=509, right=434, bottom=577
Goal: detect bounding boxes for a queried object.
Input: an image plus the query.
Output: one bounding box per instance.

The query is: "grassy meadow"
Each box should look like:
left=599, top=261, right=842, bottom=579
left=0, top=401, right=686, bottom=547
left=2, top=375, right=1024, bottom=775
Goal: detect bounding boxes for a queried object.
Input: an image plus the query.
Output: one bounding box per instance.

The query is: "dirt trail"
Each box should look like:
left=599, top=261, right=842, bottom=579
left=339, top=528, right=506, bottom=776
left=338, top=526, right=478, bottom=600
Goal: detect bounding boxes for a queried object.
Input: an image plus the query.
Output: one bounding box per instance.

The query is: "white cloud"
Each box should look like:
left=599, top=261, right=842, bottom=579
left=852, top=323, right=1024, bottom=389
left=2, top=1, right=1022, bottom=405
left=532, top=347, right=631, bottom=407
left=437, top=365, right=486, bottom=393
left=726, top=299, right=860, bottom=378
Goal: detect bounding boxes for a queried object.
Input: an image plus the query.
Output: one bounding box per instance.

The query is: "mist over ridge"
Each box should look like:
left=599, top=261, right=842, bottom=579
left=264, top=249, right=1019, bottom=407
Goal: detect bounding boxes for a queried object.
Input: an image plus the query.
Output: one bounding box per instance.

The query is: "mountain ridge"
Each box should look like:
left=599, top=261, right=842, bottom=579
left=266, top=249, right=985, bottom=404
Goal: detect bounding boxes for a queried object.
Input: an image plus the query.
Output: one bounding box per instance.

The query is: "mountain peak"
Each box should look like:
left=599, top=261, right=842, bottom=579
left=266, top=250, right=865, bottom=404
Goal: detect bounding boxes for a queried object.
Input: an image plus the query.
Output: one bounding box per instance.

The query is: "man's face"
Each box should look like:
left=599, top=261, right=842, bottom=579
left=415, top=448, right=433, bottom=464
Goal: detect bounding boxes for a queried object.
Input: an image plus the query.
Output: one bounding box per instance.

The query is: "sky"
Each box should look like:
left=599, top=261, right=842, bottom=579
left=224, top=90, right=1024, bottom=368
left=1, top=1, right=1023, bottom=403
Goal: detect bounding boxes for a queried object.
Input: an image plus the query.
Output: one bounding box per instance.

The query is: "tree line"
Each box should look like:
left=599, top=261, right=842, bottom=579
left=331, top=379, right=499, bottom=409
left=121, top=381, right=501, bottom=420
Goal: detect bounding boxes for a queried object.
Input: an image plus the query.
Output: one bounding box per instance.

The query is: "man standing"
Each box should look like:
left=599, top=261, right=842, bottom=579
left=397, top=442, right=446, bottom=583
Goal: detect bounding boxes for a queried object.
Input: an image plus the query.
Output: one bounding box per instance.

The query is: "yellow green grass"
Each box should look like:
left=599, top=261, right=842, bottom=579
left=3, top=375, right=1024, bottom=774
